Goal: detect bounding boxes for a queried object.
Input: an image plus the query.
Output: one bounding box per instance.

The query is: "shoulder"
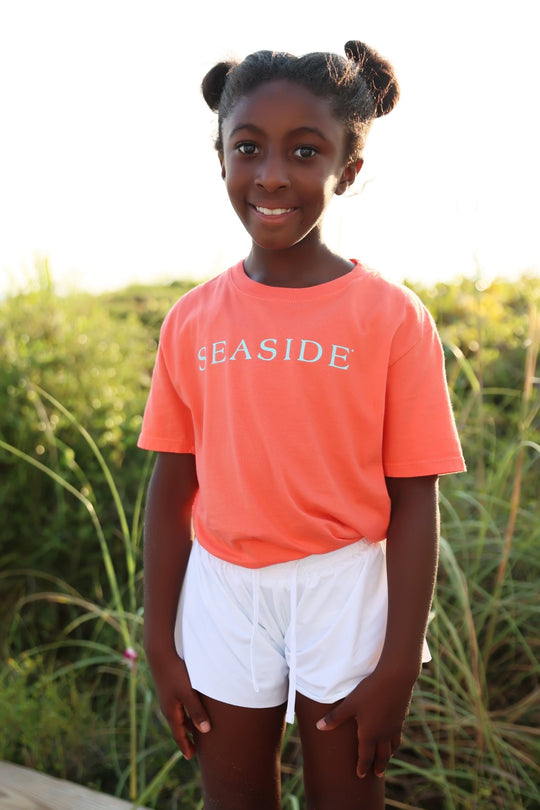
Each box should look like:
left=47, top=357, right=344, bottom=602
left=160, top=266, right=235, bottom=334
left=351, top=264, right=442, bottom=369
left=354, top=262, right=433, bottom=329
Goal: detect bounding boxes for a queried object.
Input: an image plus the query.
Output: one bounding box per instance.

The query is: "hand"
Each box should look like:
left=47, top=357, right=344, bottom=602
left=151, top=654, right=211, bottom=759
left=316, top=669, right=416, bottom=779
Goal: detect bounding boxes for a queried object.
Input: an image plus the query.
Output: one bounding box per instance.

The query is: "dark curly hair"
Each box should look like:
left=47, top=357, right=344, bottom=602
left=201, top=41, right=400, bottom=162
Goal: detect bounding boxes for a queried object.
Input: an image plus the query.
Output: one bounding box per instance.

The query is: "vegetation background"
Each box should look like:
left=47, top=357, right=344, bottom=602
left=0, top=264, right=539, bottom=809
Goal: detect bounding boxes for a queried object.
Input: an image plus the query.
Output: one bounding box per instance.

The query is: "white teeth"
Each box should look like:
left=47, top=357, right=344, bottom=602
left=256, top=206, right=293, bottom=216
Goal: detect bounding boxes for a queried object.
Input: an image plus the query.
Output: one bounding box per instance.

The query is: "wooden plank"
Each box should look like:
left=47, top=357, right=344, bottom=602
left=0, top=762, right=150, bottom=810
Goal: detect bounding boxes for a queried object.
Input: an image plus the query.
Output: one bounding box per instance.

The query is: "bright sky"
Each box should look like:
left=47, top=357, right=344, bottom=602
left=0, top=0, right=538, bottom=296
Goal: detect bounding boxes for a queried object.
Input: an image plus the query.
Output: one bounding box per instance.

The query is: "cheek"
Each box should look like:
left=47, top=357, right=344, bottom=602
left=222, top=167, right=242, bottom=199
left=320, top=172, right=341, bottom=201
left=222, top=157, right=248, bottom=188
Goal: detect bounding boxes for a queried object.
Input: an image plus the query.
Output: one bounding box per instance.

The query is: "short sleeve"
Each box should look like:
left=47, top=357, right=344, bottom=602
left=382, top=298, right=465, bottom=477
left=137, top=318, right=195, bottom=453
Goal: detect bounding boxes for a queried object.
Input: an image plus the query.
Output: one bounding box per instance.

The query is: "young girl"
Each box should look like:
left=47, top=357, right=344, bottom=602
left=138, top=41, right=465, bottom=810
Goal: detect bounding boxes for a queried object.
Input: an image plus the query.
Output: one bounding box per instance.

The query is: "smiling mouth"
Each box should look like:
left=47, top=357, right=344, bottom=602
left=254, top=205, right=296, bottom=216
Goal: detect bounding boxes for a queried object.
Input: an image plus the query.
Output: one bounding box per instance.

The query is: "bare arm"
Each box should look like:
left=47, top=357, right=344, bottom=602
left=379, top=474, right=439, bottom=678
left=317, top=475, right=439, bottom=778
left=143, top=451, right=211, bottom=758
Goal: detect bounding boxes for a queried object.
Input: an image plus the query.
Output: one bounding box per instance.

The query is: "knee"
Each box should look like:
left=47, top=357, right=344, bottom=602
left=201, top=778, right=281, bottom=810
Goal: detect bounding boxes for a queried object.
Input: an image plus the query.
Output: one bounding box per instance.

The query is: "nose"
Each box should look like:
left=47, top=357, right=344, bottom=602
left=255, top=151, right=290, bottom=192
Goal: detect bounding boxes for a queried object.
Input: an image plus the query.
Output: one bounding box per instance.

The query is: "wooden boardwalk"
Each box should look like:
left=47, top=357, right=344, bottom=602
left=0, top=762, right=150, bottom=810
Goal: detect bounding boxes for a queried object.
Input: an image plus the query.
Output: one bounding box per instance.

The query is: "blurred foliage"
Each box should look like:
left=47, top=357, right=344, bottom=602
left=0, top=272, right=197, bottom=642
left=0, top=655, right=103, bottom=781
left=410, top=273, right=539, bottom=507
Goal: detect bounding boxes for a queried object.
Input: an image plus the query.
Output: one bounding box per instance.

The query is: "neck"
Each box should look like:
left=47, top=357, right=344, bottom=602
left=244, top=240, right=353, bottom=288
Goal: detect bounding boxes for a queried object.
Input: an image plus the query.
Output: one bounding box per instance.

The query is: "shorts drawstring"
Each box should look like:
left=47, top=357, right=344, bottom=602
left=250, top=561, right=299, bottom=724
left=285, top=561, right=299, bottom=724
left=250, top=568, right=261, bottom=694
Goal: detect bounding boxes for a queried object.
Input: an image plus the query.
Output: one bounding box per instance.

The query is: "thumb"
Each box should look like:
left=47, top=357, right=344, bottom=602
left=185, top=692, right=211, bottom=734
left=316, top=700, right=351, bottom=732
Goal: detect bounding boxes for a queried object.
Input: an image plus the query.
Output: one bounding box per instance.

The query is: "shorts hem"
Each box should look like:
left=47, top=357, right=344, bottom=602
left=295, top=684, right=361, bottom=707
left=189, top=680, right=288, bottom=711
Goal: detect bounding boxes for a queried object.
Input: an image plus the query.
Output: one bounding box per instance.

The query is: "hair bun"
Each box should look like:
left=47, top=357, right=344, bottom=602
left=344, top=40, right=399, bottom=117
left=201, top=61, right=237, bottom=112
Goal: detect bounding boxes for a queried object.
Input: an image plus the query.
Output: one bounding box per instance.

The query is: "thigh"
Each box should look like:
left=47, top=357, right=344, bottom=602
left=295, top=693, right=385, bottom=810
left=194, top=693, right=287, bottom=810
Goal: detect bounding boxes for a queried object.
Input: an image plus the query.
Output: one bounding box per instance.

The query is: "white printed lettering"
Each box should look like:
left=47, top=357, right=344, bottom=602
left=197, top=336, right=354, bottom=371
left=284, top=338, right=293, bottom=361
left=298, top=339, right=323, bottom=363
left=230, top=339, right=252, bottom=361
left=257, top=338, right=278, bottom=361
left=198, top=346, right=207, bottom=371
left=211, top=341, right=227, bottom=364
left=329, top=344, right=351, bottom=370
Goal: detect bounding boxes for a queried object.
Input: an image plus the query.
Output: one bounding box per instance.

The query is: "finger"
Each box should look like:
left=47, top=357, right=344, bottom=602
left=315, top=700, right=350, bottom=732
left=170, top=705, right=196, bottom=760
left=355, top=736, right=375, bottom=779
left=391, top=731, right=402, bottom=755
left=185, top=691, right=212, bottom=734
left=373, top=739, right=392, bottom=779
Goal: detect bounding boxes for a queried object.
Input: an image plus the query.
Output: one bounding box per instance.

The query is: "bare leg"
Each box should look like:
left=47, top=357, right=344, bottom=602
left=194, top=694, right=287, bottom=810
left=295, top=692, right=385, bottom=810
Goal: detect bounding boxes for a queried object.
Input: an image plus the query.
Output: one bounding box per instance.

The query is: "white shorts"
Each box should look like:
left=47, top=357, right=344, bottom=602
left=175, top=538, right=430, bottom=723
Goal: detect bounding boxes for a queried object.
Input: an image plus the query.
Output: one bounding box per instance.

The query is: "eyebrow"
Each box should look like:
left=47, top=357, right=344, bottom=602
left=228, top=123, right=331, bottom=142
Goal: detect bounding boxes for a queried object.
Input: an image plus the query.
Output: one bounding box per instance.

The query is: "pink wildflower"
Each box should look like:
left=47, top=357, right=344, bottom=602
left=123, top=646, right=138, bottom=671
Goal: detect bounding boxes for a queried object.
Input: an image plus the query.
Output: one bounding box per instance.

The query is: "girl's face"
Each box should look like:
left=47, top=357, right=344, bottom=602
left=219, top=80, right=361, bottom=254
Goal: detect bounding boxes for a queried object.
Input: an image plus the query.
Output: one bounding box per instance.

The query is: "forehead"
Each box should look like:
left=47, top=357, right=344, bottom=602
left=222, top=79, right=344, bottom=143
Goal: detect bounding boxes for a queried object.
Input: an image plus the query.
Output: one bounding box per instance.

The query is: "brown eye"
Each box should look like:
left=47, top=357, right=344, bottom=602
left=237, top=142, right=259, bottom=156
left=294, top=145, right=317, bottom=159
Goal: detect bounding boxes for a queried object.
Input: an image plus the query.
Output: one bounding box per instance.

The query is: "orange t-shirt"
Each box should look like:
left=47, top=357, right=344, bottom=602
left=138, top=261, right=465, bottom=567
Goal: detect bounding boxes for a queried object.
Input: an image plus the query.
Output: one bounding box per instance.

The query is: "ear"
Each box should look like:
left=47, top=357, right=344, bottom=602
left=335, top=159, right=363, bottom=196
left=218, top=152, right=226, bottom=180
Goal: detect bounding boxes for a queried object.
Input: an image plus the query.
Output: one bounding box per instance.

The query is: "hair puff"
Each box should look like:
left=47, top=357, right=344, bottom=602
left=201, top=61, right=238, bottom=112
left=344, top=40, right=400, bottom=117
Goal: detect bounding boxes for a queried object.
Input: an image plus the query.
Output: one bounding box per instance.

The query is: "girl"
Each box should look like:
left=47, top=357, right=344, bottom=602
left=138, top=41, right=465, bottom=810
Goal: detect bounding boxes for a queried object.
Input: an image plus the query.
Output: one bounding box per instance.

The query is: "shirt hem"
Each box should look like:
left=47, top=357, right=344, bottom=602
left=137, top=436, right=195, bottom=454
left=384, top=457, right=466, bottom=477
